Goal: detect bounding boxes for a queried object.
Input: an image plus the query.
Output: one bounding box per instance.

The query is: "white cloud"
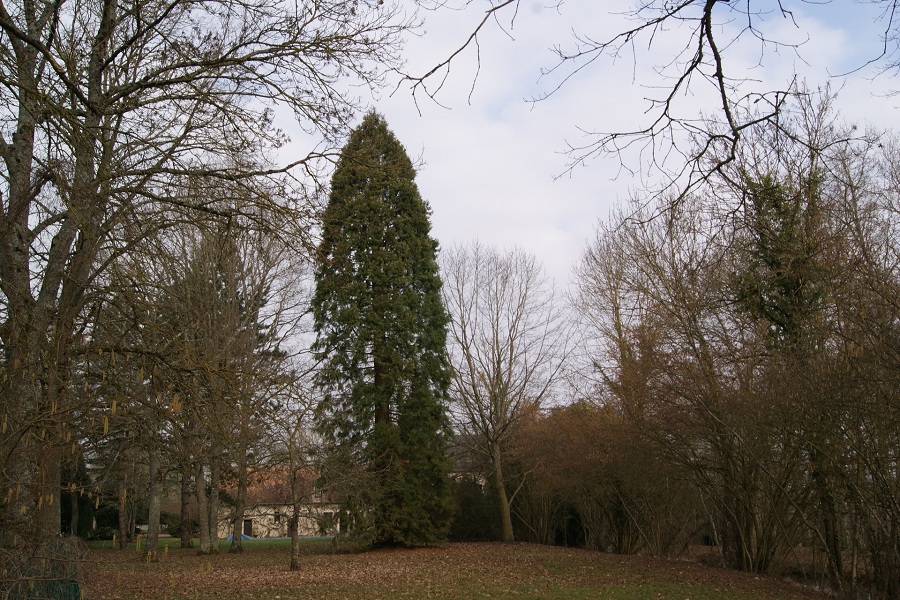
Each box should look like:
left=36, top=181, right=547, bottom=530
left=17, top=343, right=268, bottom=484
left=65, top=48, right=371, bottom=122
left=284, top=2, right=900, bottom=288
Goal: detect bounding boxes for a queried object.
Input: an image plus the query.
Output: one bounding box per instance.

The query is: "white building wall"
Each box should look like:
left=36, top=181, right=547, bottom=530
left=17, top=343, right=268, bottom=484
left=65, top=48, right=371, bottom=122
left=218, top=503, right=340, bottom=539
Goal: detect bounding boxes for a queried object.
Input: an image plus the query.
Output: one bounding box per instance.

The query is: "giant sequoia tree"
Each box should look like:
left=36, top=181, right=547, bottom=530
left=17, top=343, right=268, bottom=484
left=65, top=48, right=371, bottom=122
left=312, top=112, right=454, bottom=546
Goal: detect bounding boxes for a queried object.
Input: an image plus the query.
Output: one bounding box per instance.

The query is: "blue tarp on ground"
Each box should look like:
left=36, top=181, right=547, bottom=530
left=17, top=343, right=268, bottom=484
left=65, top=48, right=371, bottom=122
left=223, top=534, right=255, bottom=541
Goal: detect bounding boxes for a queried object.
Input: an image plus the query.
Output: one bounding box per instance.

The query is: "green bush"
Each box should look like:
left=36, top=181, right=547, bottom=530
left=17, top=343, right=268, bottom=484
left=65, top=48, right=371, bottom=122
left=449, top=475, right=501, bottom=542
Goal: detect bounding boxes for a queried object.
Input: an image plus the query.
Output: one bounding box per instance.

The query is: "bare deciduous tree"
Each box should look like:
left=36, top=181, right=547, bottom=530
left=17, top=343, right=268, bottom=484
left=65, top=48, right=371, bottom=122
left=571, top=90, right=900, bottom=596
left=441, top=241, right=570, bottom=543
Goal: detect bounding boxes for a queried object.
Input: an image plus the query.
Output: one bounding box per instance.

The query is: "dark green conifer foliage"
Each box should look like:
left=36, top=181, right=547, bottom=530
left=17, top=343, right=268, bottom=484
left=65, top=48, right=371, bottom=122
left=312, top=111, right=454, bottom=545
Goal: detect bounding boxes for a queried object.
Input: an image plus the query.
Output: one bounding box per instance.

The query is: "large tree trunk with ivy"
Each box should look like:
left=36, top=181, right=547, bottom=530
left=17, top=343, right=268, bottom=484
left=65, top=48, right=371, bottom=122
left=734, top=173, right=845, bottom=586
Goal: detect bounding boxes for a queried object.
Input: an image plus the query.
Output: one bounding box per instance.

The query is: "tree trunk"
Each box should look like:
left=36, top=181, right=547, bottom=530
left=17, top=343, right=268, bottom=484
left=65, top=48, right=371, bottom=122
left=208, top=454, right=220, bottom=552
left=0, top=40, right=43, bottom=555
left=819, top=479, right=844, bottom=590
left=195, top=463, right=212, bottom=554
left=37, top=446, right=62, bottom=537
left=809, top=431, right=844, bottom=590
left=230, top=455, right=248, bottom=553
left=144, top=449, right=162, bottom=561
left=491, top=440, right=514, bottom=543
left=289, top=513, right=301, bottom=571
left=180, top=465, right=193, bottom=548
left=289, top=419, right=304, bottom=571
left=117, top=477, right=129, bottom=549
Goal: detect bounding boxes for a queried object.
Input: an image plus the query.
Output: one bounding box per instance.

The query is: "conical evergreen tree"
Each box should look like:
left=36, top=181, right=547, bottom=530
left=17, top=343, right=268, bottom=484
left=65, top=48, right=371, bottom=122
left=312, top=111, right=454, bottom=545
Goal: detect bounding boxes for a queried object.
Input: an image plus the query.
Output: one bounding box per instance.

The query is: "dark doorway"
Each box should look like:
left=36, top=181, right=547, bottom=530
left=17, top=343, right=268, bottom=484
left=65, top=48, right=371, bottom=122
left=242, top=519, right=252, bottom=537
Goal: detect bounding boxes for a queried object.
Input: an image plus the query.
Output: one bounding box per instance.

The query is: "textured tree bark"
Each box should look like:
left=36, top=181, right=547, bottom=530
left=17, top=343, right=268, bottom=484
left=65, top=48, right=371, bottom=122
left=0, top=34, right=43, bottom=553
left=117, top=477, right=129, bottom=549
left=289, top=515, right=301, bottom=571
left=180, top=467, right=193, bottom=548
left=144, top=450, right=162, bottom=561
left=37, top=446, right=62, bottom=537
left=491, top=440, right=514, bottom=543
left=208, top=455, right=220, bottom=551
left=229, top=455, right=248, bottom=553
left=195, top=464, right=211, bottom=554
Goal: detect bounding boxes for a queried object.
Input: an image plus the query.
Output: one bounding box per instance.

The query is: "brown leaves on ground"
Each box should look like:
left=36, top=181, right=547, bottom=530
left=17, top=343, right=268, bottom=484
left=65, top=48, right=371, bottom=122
left=82, top=542, right=831, bottom=600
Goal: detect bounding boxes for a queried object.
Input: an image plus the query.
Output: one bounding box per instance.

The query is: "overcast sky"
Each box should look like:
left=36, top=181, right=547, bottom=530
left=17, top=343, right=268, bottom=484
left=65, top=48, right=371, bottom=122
left=300, top=2, right=900, bottom=288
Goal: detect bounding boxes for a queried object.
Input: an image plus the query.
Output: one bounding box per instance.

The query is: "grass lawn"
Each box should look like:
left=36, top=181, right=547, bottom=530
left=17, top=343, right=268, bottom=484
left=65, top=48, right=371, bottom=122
left=82, top=540, right=830, bottom=600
